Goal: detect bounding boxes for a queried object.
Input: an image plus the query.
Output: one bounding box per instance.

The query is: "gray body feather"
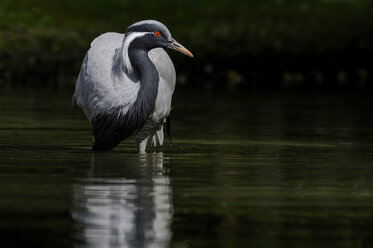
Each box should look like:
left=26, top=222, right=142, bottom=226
left=73, top=32, right=176, bottom=152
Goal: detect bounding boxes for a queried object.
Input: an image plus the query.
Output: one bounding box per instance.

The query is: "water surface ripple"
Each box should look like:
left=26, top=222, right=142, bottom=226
left=0, top=89, right=373, bottom=247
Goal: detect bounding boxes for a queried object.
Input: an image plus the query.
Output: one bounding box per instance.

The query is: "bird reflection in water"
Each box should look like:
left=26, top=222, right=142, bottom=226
left=72, top=152, right=173, bottom=248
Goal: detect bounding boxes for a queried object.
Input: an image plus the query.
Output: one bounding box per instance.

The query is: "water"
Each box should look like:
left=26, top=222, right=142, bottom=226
left=1, top=88, right=373, bottom=248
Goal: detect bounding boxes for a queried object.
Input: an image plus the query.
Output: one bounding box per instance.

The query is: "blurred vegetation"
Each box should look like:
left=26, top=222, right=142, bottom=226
left=1, top=0, right=373, bottom=89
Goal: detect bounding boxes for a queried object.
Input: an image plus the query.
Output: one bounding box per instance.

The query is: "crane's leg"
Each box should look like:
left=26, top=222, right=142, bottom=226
left=152, top=135, right=157, bottom=146
left=137, top=138, right=148, bottom=154
left=151, top=126, right=164, bottom=147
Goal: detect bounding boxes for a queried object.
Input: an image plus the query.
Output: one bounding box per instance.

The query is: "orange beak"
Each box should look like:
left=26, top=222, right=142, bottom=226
left=169, top=40, right=193, bottom=58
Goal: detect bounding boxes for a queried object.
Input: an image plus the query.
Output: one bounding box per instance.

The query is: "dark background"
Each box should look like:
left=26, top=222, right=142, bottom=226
left=1, top=2, right=373, bottom=247
left=1, top=0, right=373, bottom=90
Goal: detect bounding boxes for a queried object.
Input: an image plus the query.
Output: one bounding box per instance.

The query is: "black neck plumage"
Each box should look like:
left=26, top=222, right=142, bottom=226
left=92, top=44, right=159, bottom=151
left=127, top=47, right=159, bottom=131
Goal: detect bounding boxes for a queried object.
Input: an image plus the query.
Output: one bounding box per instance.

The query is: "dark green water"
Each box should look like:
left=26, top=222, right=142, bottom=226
left=1, top=88, right=373, bottom=248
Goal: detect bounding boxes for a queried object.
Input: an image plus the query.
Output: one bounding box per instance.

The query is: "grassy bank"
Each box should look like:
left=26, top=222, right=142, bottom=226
left=1, top=0, right=373, bottom=89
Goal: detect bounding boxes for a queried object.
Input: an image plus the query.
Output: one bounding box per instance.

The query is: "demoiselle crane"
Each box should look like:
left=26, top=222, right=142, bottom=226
left=72, top=20, right=193, bottom=153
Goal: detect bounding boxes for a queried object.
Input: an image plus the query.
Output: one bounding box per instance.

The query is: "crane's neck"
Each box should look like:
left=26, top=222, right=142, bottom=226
left=129, top=47, right=159, bottom=108
left=123, top=45, right=159, bottom=134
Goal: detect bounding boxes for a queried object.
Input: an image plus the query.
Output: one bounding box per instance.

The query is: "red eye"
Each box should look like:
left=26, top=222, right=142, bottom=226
left=154, top=31, right=160, bottom=36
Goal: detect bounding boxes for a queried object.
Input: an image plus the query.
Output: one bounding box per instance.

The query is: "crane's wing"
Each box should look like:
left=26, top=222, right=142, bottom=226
left=149, top=48, right=176, bottom=121
left=73, top=32, right=140, bottom=121
left=73, top=33, right=143, bottom=150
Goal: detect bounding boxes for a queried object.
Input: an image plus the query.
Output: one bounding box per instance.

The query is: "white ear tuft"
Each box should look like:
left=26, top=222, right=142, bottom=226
left=122, top=32, right=151, bottom=73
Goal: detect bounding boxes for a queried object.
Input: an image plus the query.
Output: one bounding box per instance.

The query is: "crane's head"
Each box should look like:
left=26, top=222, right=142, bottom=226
left=125, top=20, right=193, bottom=58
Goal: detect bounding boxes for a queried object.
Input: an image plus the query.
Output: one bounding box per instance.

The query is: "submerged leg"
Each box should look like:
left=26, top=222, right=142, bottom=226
left=137, top=138, right=149, bottom=154
left=152, top=135, right=157, bottom=147
left=156, top=126, right=164, bottom=146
